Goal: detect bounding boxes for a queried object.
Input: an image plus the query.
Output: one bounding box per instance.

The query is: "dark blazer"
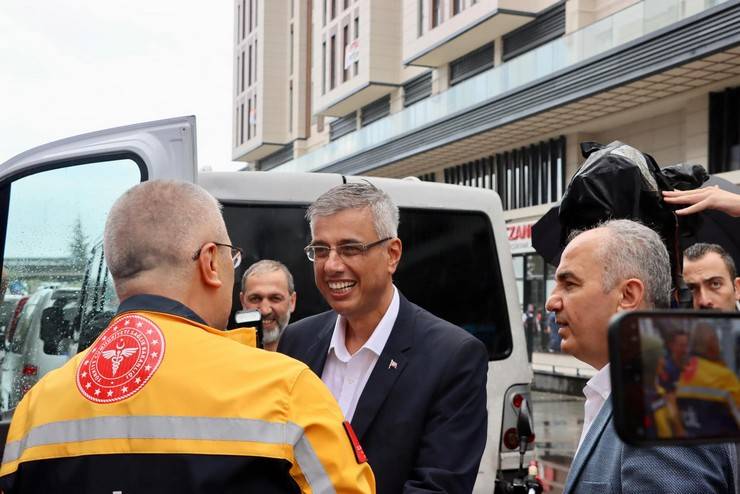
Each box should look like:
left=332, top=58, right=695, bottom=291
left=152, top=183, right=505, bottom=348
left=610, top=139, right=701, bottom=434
left=563, top=398, right=738, bottom=494
left=278, top=293, right=489, bottom=494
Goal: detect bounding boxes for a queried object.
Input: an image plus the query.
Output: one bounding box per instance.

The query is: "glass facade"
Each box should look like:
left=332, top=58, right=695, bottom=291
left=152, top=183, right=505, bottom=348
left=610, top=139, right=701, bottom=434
left=515, top=253, right=560, bottom=359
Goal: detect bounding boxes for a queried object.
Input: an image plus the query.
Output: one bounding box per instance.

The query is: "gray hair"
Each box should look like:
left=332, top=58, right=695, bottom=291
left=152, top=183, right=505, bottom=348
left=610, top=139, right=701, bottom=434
left=241, top=259, right=295, bottom=293
left=306, top=182, right=399, bottom=239
left=104, top=180, right=226, bottom=283
left=571, top=219, right=671, bottom=308
left=684, top=242, right=737, bottom=280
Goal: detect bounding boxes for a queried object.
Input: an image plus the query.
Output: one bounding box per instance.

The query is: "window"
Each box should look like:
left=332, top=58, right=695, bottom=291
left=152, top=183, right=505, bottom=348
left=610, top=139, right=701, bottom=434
left=254, top=40, right=258, bottom=82
left=342, top=25, right=350, bottom=82
left=0, top=159, right=141, bottom=413
left=289, top=81, right=293, bottom=133
left=403, top=71, right=432, bottom=107
left=453, top=0, right=463, bottom=15
left=257, top=143, right=295, bottom=171
left=252, top=95, right=257, bottom=137
left=221, top=204, right=512, bottom=360
left=353, top=17, right=359, bottom=76
left=330, top=35, right=336, bottom=90
left=235, top=107, right=239, bottom=144
left=449, top=42, right=494, bottom=85
left=418, top=172, right=436, bottom=182
left=443, top=136, right=566, bottom=211
left=248, top=0, right=253, bottom=33
left=329, top=112, right=357, bottom=141
left=323, top=0, right=327, bottom=26
left=242, top=0, right=246, bottom=39
left=322, top=41, right=327, bottom=94
left=502, top=2, right=565, bottom=62
left=237, top=4, right=241, bottom=42
left=417, top=0, right=425, bottom=37
left=513, top=254, right=559, bottom=357
left=240, top=51, right=245, bottom=92
left=432, top=0, right=442, bottom=28
left=289, top=24, right=294, bottom=76
left=331, top=0, right=337, bottom=20
left=240, top=103, right=245, bottom=143
left=247, top=99, right=252, bottom=140
left=291, top=0, right=294, bottom=18
left=361, top=95, right=390, bottom=127
left=709, top=85, right=740, bottom=173
left=254, top=0, right=258, bottom=27
left=248, top=45, right=252, bottom=86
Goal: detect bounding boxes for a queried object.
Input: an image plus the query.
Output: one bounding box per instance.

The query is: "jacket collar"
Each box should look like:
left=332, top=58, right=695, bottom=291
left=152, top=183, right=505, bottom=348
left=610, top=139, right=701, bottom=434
left=117, top=294, right=207, bottom=325
left=350, top=293, right=415, bottom=440
left=303, top=292, right=416, bottom=440
left=563, top=397, right=614, bottom=493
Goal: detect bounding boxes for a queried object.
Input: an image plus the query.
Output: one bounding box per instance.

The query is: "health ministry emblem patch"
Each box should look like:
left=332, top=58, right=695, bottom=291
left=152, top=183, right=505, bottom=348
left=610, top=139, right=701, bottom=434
left=77, top=313, right=165, bottom=403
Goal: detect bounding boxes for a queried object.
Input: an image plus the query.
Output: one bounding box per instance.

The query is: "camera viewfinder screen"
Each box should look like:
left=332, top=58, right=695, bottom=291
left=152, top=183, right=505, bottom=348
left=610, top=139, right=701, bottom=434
left=637, top=316, right=739, bottom=440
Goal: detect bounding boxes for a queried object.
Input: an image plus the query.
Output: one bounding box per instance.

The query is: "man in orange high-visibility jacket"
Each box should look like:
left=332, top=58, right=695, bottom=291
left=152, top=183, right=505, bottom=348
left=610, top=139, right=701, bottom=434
left=0, top=180, right=375, bottom=494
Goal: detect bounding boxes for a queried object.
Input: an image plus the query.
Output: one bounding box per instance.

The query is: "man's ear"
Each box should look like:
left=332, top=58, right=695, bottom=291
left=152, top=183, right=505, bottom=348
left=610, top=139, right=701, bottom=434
left=197, top=243, right=224, bottom=289
left=618, top=278, right=645, bottom=311
left=289, top=291, right=297, bottom=313
left=387, top=238, right=402, bottom=275
left=734, top=277, right=740, bottom=301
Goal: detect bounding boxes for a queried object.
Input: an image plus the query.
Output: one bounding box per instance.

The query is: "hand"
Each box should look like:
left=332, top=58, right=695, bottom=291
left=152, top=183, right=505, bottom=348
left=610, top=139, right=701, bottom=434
left=662, top=186, right=740, bottom=217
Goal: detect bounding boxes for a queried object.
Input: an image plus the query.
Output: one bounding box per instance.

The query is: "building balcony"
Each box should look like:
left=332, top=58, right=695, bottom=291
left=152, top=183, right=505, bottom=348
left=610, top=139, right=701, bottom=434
left=273, top=0, right=736, bottom=175
left=403, top=0, right=552, bottom=68
left=314, top=0, right=403, bottom=117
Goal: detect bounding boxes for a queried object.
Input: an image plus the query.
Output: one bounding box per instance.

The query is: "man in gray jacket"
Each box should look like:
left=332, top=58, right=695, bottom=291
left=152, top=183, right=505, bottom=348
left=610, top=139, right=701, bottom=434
left=546, top=219, right=737, bottom=494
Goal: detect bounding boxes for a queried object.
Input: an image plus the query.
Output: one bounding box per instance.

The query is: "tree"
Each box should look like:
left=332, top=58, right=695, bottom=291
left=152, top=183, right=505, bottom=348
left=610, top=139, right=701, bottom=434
left=68, top=216, right=89, bottom=269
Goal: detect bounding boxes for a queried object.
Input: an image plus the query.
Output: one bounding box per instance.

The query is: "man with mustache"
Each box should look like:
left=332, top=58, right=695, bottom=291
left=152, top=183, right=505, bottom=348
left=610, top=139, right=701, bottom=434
left=240, top=260, right=297, bottom=351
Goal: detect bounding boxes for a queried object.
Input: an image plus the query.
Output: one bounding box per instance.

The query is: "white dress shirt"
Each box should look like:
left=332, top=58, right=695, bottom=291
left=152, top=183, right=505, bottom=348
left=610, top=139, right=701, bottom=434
left=576, top=363, right=611, bottom=454
left=321, top=287, right=400, bottom=422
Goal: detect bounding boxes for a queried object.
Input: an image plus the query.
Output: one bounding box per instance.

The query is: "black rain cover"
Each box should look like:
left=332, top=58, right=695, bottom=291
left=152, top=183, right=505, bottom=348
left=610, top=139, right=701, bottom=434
left=558, top=141, right=681, bottom=284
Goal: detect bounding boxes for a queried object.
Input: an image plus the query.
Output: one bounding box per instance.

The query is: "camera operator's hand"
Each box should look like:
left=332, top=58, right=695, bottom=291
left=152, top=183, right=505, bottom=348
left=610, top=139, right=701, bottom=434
left=662, top=186, right=740, bottom=217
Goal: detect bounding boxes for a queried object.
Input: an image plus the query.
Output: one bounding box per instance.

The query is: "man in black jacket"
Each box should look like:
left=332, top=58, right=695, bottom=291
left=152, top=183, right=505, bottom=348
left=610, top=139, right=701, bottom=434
left=279, top=182, right=488, bottom=494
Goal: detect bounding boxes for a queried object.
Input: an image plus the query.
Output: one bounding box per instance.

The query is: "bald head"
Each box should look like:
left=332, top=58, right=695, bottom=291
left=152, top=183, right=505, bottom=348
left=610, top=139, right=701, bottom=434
left=104, top=180, right=227, bottom=290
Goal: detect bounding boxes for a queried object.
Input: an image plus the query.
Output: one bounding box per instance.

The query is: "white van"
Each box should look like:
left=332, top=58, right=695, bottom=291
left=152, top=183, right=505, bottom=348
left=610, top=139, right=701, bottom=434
left=0, top=116, right=532, bottom=490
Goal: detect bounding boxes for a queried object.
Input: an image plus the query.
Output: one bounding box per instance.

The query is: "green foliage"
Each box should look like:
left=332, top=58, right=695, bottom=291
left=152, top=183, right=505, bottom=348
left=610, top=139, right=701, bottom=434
left=68, top=216, right=89, bottom=269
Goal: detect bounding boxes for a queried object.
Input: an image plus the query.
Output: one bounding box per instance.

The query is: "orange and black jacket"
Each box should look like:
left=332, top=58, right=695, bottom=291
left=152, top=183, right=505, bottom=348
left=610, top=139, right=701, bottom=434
left=0, top=295, right=375, bottom=494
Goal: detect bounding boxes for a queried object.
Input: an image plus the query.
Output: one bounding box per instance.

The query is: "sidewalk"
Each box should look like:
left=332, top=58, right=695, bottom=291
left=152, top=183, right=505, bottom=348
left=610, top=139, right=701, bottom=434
left=531, top=351, right=596, bottom=378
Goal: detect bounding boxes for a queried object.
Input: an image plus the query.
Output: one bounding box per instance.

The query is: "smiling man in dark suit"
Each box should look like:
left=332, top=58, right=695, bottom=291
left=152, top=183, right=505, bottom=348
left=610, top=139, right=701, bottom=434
left=278, top=182, right=488, bottom=494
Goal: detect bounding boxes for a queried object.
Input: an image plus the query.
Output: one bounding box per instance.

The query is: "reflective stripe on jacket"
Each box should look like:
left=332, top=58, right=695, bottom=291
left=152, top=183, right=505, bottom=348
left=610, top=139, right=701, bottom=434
left=0, top=310, right=375, bottom=494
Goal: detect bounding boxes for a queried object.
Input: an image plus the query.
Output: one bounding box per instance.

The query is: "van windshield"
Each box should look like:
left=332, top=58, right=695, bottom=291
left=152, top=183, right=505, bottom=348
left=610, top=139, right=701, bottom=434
left=222, top=204, right=512, bottom=360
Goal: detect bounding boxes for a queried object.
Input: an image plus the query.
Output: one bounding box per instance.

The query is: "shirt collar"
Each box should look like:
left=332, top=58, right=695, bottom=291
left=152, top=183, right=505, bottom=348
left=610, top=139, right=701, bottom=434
left=327, top=286, right=400, bottom=361
left=584, top=363, right=612, bottom=401
left=117, top=294, right=207, bottom=325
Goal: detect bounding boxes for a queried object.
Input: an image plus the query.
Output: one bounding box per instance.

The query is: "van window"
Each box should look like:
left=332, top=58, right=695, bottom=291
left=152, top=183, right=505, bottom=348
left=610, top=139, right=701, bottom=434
left=0, top=159, right=141, bottom=413
left=223, top=204, right=512, bottom=360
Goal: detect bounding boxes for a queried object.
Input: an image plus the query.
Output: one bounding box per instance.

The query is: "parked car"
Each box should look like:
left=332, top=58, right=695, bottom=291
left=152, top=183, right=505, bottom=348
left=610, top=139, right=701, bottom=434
left=0, top=286, right=79, bottom=413
left=0, top=116, right=533, bottom=490
left=0, top=294, right=22, bottom=348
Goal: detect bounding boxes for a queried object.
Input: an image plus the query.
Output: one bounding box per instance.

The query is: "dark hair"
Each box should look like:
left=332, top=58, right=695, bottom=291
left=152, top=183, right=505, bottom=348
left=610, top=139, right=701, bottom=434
left=684, top=243, right=736, bottom=279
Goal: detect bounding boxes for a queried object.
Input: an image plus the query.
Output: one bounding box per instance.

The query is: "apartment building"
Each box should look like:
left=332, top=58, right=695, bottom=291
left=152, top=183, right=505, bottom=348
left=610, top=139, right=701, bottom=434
left=233, top=0, right=740, bottom=315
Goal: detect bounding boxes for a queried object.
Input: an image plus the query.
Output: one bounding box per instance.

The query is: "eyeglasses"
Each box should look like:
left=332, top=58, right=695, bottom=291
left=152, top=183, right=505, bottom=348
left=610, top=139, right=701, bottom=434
left=192, top=242, right=244, bottom=269
left=304, top=237, right=392, bottom=262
